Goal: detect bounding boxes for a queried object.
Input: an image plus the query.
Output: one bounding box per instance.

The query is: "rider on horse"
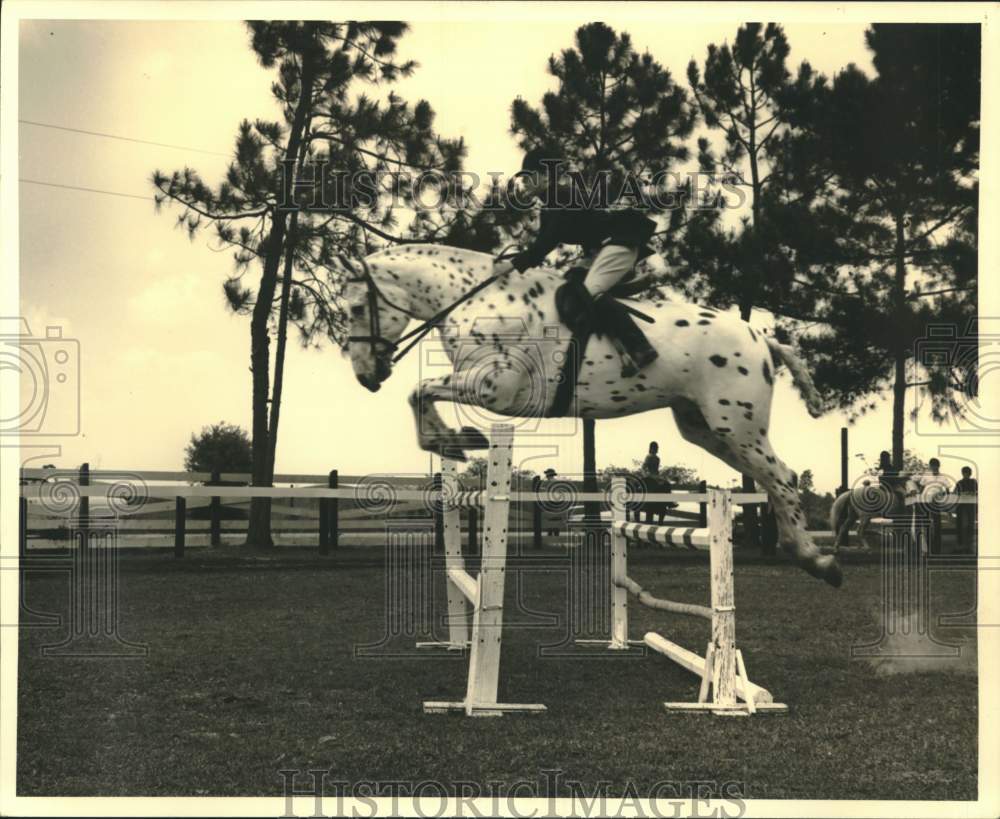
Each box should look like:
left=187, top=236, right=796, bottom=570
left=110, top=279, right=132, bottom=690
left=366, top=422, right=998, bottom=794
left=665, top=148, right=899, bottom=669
left=495, top=149, right=660, bottom=375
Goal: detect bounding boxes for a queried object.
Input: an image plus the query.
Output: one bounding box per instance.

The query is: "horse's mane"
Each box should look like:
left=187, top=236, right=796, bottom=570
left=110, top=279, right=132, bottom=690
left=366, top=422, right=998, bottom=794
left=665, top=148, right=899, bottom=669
left=370, top=244, right=564, bottom=283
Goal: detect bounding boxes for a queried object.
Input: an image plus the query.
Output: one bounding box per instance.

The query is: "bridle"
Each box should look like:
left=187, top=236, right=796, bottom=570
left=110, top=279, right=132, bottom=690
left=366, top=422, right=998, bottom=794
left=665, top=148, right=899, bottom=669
left=342, top=251, right=509, bottom=366
left=343, top=255, right=420, bottom=364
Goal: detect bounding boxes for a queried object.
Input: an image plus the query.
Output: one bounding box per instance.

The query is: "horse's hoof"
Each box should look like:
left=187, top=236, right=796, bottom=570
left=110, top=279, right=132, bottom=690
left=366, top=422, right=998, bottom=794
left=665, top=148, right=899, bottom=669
left=457, top=426, right=490, bottom=450
left=802, top=555, right=843, bottom=588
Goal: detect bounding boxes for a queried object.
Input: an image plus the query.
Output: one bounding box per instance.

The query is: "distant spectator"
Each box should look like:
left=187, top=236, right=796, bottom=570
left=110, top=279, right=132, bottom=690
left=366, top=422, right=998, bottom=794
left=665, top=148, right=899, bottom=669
left=641, top=442, right=660, bottom=477
left=918, top=458, right=949, bottom=555
left=876, top=450, right=909, bottom=522
left=955, top=466, right=978, bottom=555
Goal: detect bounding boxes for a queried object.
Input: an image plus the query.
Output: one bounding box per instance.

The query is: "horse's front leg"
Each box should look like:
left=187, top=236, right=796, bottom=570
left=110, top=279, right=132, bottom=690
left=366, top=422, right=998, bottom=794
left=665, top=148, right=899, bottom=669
left=408, top=372, right=490, bottom=461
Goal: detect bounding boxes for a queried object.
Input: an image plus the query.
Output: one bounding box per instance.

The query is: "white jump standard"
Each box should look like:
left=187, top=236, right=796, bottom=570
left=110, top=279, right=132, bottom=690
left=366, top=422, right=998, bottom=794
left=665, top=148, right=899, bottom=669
left=596, top=476, right=788, bottom=716
left=422, top=424, right=546, bottom=717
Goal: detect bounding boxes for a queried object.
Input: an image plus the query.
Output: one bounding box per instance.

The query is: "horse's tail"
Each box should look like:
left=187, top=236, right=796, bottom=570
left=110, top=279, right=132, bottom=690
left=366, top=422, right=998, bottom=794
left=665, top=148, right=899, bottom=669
left=765, top=337, right=823, bottom=418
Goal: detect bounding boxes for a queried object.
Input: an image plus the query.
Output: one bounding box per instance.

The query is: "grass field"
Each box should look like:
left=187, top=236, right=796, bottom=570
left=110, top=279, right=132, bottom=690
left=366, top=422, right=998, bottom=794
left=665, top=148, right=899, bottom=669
left=17, top=544, right=977, bottom=800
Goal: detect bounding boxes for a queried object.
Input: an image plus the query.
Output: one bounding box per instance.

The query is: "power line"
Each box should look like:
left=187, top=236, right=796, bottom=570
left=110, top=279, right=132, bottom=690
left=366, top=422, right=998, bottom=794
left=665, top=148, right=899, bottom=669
left=19, top=118, right=231, bottom=158
left=20, top=178, right=154, bottom=202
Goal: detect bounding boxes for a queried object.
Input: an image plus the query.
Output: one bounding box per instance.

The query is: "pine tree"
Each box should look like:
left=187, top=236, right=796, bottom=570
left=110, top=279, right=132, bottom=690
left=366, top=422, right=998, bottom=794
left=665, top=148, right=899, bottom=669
left=152, top=22, right=463, bottom=547
left=770, top=23, right=979, bottom=468
left=510, top=22, right=695, bottom=225
left=676, top=23, right=800, bottom=317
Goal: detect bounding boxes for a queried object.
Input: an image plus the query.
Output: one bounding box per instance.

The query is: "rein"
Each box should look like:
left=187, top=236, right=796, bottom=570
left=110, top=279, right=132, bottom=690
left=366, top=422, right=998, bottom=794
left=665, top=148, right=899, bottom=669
left=391, top=274, right=500, bottom=363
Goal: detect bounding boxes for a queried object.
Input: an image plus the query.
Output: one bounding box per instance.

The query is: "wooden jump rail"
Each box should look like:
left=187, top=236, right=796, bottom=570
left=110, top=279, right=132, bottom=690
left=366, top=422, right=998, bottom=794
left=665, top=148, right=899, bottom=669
left=419, top=424, right=546, bottom=717
left=581, top=475, right=788, bottom=717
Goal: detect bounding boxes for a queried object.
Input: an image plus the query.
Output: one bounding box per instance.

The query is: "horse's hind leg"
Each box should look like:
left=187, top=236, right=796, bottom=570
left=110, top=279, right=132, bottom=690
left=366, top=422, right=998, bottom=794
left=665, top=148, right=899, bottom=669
left=835, top=510, right=854, bottom=550
left=671, top=398, right=842, bottom=588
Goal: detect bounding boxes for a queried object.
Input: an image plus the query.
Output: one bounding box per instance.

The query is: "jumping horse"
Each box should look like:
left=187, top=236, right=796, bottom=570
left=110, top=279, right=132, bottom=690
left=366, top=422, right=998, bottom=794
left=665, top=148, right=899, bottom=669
left=341, top=244, right=842, bottom=587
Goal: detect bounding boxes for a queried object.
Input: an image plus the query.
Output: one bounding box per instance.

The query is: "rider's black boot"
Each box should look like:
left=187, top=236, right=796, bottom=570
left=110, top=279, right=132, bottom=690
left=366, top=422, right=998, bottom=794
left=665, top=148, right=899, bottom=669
left=555, top=274, right=596, bottom=336
left=597, top=296, right=659, bottom=376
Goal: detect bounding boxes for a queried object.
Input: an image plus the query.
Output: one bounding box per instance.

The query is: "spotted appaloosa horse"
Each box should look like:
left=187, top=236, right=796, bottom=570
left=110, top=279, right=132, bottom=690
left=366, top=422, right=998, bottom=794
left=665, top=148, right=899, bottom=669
left=342, top=244, right=841, bottom=587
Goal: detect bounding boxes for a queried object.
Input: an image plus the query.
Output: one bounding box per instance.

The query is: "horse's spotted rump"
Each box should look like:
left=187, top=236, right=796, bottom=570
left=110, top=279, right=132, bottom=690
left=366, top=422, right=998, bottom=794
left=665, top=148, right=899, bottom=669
left=709, top=355, right=727, bottom=367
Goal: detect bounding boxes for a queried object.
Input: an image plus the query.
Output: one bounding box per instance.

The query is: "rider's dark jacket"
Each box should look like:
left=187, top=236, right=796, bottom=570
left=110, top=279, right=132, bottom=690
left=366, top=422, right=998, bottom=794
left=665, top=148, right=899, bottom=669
left=511, top=186, right=657, bottom=273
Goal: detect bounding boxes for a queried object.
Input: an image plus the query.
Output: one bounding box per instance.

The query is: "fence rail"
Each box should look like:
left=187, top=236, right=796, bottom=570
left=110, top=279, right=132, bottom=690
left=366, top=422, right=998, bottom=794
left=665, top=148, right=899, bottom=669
left=19, top=463, right=769, bottom=557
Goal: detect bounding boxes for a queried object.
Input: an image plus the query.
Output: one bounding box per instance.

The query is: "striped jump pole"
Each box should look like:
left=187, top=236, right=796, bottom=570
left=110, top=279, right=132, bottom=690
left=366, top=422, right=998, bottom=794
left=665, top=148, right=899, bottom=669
left=422, top=423, right=546, bottom=717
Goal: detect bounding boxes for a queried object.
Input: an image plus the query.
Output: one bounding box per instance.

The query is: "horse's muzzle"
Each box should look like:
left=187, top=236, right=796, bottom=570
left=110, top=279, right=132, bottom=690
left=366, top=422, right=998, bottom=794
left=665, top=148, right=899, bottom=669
left=357, top=373, right=382, bottom=392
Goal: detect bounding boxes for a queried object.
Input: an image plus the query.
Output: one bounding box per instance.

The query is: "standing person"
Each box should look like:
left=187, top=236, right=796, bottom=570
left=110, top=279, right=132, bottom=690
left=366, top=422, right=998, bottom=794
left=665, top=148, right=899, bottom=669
left=955, top=466, right=978, bottom=555
left=914, top=458, right=951, bottom=555
left=640, top=442, right=672, bottom=524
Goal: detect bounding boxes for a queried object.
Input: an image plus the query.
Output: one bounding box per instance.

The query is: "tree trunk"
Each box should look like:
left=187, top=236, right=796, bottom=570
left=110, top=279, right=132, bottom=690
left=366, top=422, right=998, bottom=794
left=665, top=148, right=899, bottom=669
left=244, top=43, right=317, bottom=549
left=267, top=209, right=300, bottom=474
left=246, top=230, right=282, bottom=549
left=582, top=418, right=599, bottom=525
left=741, top=119, right=764, bottom=552
left=891, top=352, right=906, bottom=471
left=891, top=213, right=908, bottom=470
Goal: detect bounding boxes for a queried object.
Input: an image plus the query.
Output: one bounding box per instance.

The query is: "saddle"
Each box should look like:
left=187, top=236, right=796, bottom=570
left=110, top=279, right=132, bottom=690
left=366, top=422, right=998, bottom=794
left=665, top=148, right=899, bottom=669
left=547, top=268, right=657, bottom=418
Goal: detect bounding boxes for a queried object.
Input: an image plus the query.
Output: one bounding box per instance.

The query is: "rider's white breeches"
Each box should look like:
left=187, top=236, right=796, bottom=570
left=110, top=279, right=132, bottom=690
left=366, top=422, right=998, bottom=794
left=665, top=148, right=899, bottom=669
left=582, top=244, right=639, bottom=297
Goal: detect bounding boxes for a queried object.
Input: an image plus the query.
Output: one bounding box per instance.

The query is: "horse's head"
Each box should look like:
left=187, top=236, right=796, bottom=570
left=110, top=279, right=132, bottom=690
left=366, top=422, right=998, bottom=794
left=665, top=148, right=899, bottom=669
left=343, top=261, right=414, bottom=392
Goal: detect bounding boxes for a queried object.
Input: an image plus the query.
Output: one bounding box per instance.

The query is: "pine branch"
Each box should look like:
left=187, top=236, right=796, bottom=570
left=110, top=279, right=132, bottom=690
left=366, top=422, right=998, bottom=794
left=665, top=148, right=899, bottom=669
left=155, top=185, right=271, bottom=221
left=905, top=204, right=974, bottom=248
left=308, top=131, right=444, bottom=171
left=906, top=286, right=976, bottom=301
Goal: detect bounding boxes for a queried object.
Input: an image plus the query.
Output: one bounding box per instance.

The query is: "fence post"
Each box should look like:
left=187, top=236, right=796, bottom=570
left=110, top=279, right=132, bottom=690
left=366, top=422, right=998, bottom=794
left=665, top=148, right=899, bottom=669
left=329, top=470, right=339, bottom=550
left=174, top=497, right=186, bottom=558
left=319, top=494, right=329, bottom=555
left=20, top=495, right=27, bottom=557
left=467, top=506, right=478, bottom=554
left=698, top=480, right=708, bottom=528
left=433, top=472, right=444, bottom=553
left=79, top=463, right=90, bottom=552
left=209, top=470, right=221, bottom=547
left=531, top=476, right=542, bottom=549
left=838, top=426, right=849, bottom=496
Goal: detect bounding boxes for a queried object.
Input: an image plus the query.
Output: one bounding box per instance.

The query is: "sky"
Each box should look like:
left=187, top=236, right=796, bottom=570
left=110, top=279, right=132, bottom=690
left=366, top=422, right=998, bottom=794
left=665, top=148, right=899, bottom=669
left=7, top=10, right=987, bottom=493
